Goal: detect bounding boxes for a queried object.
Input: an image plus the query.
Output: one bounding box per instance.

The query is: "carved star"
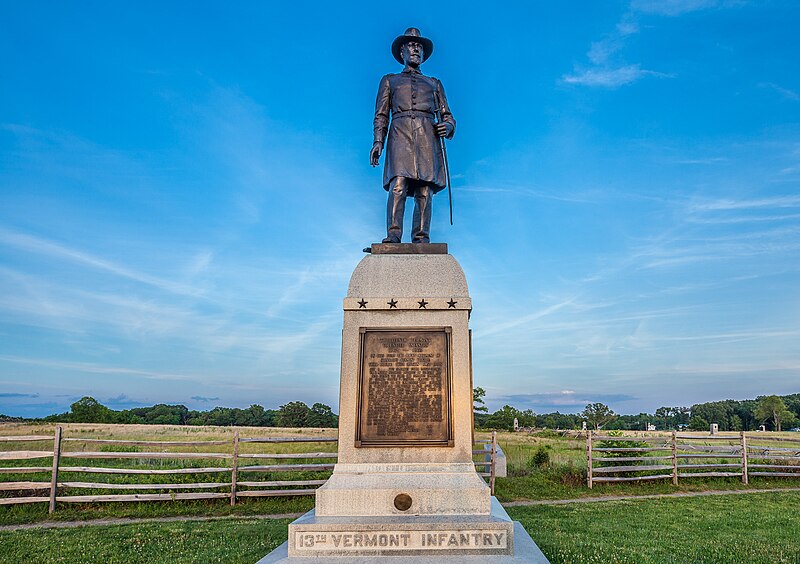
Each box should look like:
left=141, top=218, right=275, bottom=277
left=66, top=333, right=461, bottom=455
left=447, top=299, right=457, bottom=309
left=387, top=299, right=398, bottom=309
left=357, top=299, right=368, bottom=309
left=418, top=299, right=428, bottom=309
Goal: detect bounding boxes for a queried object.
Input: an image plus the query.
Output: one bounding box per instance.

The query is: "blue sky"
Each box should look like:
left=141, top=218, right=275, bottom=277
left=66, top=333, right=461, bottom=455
left=1, top=1, right=799, bottom=418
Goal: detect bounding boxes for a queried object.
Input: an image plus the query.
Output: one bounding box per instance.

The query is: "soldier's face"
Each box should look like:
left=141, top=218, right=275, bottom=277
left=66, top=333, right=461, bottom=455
left=402, top=41, right=423, bottom=66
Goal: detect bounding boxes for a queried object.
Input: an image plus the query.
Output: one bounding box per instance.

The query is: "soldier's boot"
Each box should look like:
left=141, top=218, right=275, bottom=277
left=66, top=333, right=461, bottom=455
left=383, top=176, right=408, bottom=243
left=411, top=184, right=432, bottom=244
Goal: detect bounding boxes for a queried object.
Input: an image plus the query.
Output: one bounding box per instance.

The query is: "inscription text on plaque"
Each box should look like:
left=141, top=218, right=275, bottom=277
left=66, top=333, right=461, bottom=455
left=356, top=328, right=453, bottom=447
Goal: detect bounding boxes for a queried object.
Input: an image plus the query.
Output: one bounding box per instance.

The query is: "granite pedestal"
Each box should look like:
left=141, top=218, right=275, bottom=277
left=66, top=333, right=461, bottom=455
left=259, top=245, right=548, bottom=562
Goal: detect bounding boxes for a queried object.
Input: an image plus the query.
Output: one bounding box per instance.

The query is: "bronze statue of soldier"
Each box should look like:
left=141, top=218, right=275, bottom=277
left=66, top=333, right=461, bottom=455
left=370, top=28, right=456, bottom=244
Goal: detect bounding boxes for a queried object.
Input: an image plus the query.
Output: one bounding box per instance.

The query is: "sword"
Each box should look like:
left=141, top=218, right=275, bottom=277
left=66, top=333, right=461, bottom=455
left=433, top=89, right=453, bottom=226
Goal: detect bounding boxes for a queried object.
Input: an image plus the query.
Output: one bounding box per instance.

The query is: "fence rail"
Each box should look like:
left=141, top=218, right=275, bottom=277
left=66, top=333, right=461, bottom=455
left=587, top=431, right=800, bottom=488
left=0, top=427, right=498, bottom=510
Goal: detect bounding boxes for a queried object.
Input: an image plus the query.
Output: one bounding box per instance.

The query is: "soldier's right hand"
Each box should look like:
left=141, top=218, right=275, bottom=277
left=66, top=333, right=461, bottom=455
left=370, top=142, right=382, bottom=166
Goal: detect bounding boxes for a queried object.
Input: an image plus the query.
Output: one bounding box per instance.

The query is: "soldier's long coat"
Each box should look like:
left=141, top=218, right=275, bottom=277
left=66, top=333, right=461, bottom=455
left=373, top=67, right=456, bottom=193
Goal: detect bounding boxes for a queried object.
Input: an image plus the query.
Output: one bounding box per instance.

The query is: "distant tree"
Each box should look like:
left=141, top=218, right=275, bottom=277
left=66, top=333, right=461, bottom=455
left=185, top=411, right=208, bottom=426
left=754, top=395, right=794, bottom=432
left=484, top=405, right=534, bottom=431
left=581, top=403, right=616, bottom=430
left=673, top=407, right=691, bottom=428
left=69, top=397, right=114, bottom=423
left=690, top=401, right=730, bottom=431
left=306, top=403, right=338, bottom=428
left=655, top=407, right=672, bottom=430
left=536, top=411, right=581, bottom=430
left=233, top=404, right=276, bottom=427
left=276, top=401, right=311, bottom=427
left=206, top=407, right=235, bottom=426
left=137, top=404, right=189, bottom=425
left=783, top=394, right=800, bottom=421
left=473, top=387, right=489, bottom=414
left=688, top=416, right=709, bottom=431
left=113, top=410, right=144, bottom=424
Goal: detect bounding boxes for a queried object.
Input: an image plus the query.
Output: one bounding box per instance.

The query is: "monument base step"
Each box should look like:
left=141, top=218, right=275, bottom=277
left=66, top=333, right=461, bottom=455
left=257, top=498, right=549, bottom=562
left=315, top=463, right=490, bottom=517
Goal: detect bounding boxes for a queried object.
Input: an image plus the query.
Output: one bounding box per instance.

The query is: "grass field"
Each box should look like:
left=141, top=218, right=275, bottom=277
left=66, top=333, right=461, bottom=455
left=2, top=492, right=798, bottom=563
left=509, top=491, right=800, bottom=563
left=2, top=423, right=800, bottom=526
left=0, top=517, right=292, bottom=563
left=2, top=422, right=800, bottom=563
left=0, top=422, right=333, bottom=526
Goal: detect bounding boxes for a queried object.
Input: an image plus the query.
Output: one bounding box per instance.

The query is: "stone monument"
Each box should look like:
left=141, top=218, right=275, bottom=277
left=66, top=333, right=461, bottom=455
left=259, top=246, right=548, bottom=562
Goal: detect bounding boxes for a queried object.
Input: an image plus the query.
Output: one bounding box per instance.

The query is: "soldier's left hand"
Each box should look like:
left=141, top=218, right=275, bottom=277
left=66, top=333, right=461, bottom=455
left=436, top=122, right=453, bottom=137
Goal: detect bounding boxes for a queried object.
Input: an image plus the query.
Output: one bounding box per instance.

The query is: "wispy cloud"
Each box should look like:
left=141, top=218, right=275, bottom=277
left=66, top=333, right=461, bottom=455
left=458, top=184, right=597, bottom=204
left=676, top=157, right=728, bottom=165
left=0, top=392, right=40, bottom=398
left=477, top=298, right=577, bottom=338
left=631, top=0, right=743, bottom=16
left=758, top=82, right=800, bottom=102
left=563, top=65, right=670, bottom=88
left=191, top=396, right=220, bottom=402
left=0, top=355, right=193, bottom=381
left=687, top=195, right=800, bottom=212
left=496, top=391, right=637, bottom=411
left=563, top=0, right=742, bottom=89
left=0, top=227, right=202, bottom=297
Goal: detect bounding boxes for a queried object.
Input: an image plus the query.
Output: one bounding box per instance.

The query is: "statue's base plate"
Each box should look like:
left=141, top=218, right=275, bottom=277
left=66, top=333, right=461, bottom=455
left=368, top=243, right=448, bottom=255
left=257, top=498, right=549, bottom=562
left=258, top=522, right=547, bottom=563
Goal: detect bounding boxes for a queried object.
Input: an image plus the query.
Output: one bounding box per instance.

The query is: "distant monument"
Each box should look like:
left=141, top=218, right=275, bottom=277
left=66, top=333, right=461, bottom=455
left=259, top=28, right=547, bottom=563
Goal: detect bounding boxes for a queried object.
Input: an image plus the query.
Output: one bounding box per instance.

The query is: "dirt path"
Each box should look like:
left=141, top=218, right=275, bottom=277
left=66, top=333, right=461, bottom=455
left=4, top=487, right=800, bottom=532
left=0, top=512, right=304, bottom=533
left=503, top=486, right=800, bottom=507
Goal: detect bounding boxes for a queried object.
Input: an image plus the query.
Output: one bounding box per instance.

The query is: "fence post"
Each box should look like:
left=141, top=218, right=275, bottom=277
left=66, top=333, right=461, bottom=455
left=489, top=430, right=497, bottom=496
left=587, top=431, right=593, bottom=489
left=671, top=430, right=678, bottom=486
left=741, top=431, right=748, bottom=485
left=49, top=426, right=62, bottom=514
left=230, top=430, right=239, bottom=506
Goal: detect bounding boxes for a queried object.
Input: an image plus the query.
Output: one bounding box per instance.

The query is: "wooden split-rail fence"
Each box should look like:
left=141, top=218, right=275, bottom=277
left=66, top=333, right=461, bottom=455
left=0, top=428, right=498, bottom=511
left=587, top=431, right=800, bottom=488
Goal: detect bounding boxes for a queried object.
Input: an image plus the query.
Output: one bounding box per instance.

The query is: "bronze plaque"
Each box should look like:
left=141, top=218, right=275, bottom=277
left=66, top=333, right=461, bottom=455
left=356, top=328, right=453, bottom=447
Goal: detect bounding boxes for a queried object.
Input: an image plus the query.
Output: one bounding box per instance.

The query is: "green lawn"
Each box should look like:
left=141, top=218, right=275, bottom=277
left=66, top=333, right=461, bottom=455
left=0, top=497, right=314, bottom=527
left=2, top=492, right=798, bottom=563
left=3, top=424, right=799, bottom=534
left=0, top=518, right=291, bottom=563
left=509, top=491, right=800, bottom=563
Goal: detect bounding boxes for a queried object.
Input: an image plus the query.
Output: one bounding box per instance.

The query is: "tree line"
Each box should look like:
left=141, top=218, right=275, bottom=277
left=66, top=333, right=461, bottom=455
left=40, top=397, right=338, bottom=428
left=473, top=387, right=800, bottom=432
left=9, top=390, right=799, bottom=433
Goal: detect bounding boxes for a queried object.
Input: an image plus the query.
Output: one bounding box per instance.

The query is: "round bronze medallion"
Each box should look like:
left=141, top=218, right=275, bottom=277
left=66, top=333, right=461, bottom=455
left=393, top=493, right=413, bottom=511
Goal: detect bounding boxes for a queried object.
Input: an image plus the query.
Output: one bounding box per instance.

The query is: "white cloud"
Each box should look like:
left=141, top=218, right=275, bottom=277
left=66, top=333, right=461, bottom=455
left=562, top=65, right=668, bottom=88
left=0, top=227, right=202, bottom=297
left=564, top=0, right=742, bottom=89
left=630, top=0, right=736, bottom=16
left=0, top=355, right=192, bottom=381
left=758, top=82, right=800, bottom=102
left=687, top=195, right=800, bottom=212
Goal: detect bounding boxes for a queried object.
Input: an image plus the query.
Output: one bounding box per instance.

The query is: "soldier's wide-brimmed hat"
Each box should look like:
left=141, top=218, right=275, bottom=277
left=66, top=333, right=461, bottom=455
left=391, top=27, right=434, bottom=65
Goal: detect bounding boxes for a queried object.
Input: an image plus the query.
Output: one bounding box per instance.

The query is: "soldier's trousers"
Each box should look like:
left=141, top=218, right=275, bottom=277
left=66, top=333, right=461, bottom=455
left=383, top=177, right=432, bottom=244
